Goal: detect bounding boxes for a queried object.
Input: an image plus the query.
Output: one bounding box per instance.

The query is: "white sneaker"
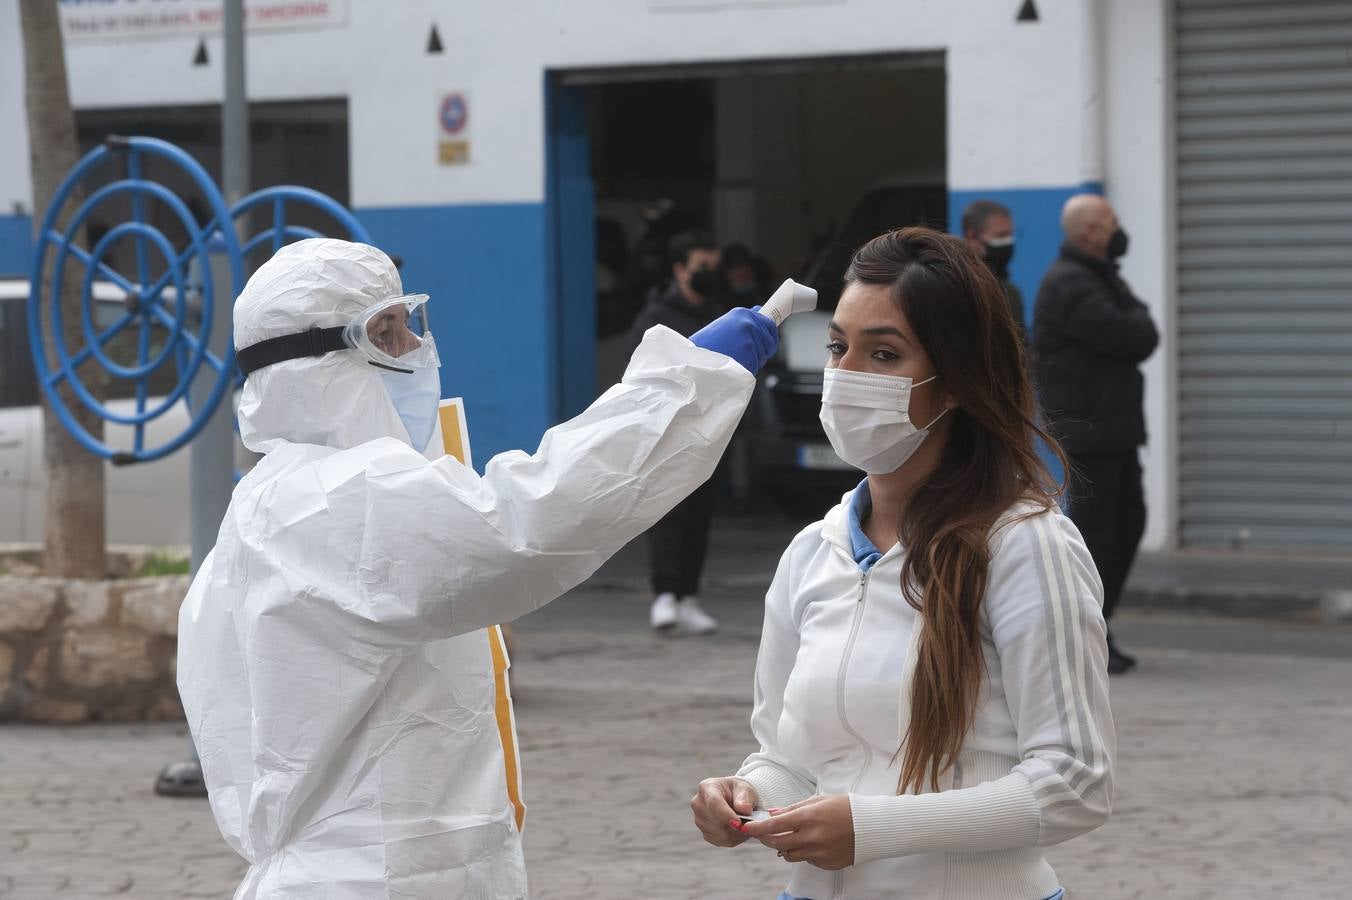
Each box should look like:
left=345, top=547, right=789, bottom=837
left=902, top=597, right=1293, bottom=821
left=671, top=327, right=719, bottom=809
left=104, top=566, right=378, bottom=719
left=676, top=596, right=718, bottom=635
left=650, top=593, right=678, bottom=631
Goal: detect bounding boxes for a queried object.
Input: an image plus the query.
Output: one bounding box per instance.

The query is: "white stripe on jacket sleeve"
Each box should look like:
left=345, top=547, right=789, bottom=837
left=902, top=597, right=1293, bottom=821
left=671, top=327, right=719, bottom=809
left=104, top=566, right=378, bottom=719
left=851, top=510, right=1115, bottom=863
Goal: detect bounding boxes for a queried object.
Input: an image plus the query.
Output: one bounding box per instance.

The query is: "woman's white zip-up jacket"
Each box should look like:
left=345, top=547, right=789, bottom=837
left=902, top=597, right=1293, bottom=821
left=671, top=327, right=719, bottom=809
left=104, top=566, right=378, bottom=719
left=736, top=488, right=1115, bottom=900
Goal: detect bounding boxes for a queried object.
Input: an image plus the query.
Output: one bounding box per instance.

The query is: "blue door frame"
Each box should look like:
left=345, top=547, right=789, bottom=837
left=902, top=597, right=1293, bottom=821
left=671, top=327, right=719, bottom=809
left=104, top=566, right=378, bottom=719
left=545, top=77, right=597, bottom=422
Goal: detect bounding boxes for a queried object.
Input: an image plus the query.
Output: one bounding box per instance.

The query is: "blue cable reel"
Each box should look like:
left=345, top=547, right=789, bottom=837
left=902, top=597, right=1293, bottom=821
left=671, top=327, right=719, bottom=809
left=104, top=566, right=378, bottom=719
left=31, top=137, right=376, bottom=468
left=232, top=184, right=373, bottom=264
left=28, top=136, right=245, bottom=464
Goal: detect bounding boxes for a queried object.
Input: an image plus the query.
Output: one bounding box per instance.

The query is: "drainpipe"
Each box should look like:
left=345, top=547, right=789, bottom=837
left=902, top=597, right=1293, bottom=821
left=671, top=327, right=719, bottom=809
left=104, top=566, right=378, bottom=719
left=1079, top=0, right=1106, bottom=189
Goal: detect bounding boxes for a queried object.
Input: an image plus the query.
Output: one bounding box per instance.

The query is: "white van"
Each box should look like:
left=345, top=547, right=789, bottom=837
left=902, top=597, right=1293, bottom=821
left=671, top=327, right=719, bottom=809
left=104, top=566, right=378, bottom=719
left=0, top=276, right=205, bottom=547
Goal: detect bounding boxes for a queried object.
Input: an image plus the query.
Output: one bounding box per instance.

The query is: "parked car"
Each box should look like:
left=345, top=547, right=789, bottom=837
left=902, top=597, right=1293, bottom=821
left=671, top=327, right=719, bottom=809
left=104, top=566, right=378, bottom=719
left=745, top=179, right=947, bottom=515
left=0, top=276, right=203, bottom=546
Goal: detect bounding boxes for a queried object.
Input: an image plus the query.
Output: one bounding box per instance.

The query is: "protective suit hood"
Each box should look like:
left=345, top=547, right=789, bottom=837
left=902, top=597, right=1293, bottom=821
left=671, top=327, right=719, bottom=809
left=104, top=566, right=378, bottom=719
left=234, top=238, right=415, bottom=453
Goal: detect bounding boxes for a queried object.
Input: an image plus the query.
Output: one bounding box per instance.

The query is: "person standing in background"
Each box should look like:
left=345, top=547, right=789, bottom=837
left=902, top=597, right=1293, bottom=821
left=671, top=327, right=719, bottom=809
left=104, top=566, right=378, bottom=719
left=962, top=199, right=1025, bottom=342
left=1033, top=194, right=1159, bottom=675
left=628, top=229, right=728, bottom=635
left=720, top=242, right=773, bottom=308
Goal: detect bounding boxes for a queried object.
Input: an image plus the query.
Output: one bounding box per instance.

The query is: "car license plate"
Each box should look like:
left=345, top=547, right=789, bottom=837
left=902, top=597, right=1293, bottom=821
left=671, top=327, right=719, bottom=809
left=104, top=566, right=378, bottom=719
left=798, top=444, right=853, bottom=471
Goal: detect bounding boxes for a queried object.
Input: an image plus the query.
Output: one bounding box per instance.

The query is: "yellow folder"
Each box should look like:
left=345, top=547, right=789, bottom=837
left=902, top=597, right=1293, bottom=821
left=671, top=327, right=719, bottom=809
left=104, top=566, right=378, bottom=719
left=437, top=398, right=473, bottom=468
left=438, top=398, right=525, bottom=830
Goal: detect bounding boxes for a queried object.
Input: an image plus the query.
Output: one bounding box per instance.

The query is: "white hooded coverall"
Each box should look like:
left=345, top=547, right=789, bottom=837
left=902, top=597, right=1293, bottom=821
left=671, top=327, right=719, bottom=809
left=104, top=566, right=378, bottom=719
left=177, top=240, right=755, bottom=898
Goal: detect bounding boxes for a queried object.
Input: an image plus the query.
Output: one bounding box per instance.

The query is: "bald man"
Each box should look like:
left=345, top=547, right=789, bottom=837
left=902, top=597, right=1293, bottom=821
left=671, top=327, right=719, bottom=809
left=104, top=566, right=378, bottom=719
left=1033, top=194, right=1158, bottom=675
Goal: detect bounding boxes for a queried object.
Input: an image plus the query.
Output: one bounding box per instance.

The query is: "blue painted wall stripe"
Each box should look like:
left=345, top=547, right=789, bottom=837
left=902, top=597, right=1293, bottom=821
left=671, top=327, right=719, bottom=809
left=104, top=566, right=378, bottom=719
left=356, top=202, right=551, bottom=469
left=546, top=80, right=598, bottom=423
left=13, top=201, right=556, bottom=471
left=0, top=215, right=33, bottom=276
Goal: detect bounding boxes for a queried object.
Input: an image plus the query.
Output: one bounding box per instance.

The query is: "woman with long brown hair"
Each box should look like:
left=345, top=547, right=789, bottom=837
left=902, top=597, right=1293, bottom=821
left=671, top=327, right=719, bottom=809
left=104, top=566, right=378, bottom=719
left=690, top=227, right=1114, bottom=899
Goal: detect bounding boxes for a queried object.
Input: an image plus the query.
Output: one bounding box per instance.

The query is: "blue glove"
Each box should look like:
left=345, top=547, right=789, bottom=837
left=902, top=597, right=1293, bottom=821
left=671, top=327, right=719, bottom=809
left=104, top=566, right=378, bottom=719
left=690, top=306, right=780, bottom=374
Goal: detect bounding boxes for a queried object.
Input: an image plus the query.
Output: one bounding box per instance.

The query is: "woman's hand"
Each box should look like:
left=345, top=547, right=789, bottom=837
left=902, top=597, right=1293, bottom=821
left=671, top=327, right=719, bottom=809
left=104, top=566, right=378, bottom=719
left=741, top=794, right=855, bottom=870
left=690, top=776, right=759, bottom=848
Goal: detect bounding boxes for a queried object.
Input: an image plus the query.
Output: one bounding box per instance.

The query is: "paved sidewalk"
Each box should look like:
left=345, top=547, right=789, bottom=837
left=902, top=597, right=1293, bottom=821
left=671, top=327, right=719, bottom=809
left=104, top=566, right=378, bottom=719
left=2, top=584, right=1350, bottom=899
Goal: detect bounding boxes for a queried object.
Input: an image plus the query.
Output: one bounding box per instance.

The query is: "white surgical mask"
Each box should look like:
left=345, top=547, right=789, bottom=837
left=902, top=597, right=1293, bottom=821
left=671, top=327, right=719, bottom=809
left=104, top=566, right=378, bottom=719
left=818, top=368, right=948, bottom=475
left=381, top=366, right=442, bottom=452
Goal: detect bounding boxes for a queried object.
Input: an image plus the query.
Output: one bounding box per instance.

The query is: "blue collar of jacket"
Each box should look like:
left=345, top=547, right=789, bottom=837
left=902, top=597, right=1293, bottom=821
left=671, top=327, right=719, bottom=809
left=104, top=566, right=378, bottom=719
left=846, top=479, right=884, bottom=572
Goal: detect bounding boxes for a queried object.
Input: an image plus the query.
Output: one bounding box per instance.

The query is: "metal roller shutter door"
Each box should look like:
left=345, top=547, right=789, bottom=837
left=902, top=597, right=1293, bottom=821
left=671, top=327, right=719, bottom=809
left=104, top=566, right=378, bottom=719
left=1176, top=0, right=1352, bottom=552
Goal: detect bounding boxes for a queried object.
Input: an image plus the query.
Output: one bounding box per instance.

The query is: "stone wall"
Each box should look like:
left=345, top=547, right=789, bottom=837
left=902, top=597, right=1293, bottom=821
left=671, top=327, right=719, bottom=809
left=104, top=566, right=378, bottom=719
left=0, top=576, right=188, bottom=723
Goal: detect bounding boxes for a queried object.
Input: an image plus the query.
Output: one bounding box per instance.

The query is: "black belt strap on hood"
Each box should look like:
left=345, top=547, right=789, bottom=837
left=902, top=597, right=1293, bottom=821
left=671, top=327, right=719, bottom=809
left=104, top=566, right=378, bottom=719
left=236, top=326, right=348, bottom=376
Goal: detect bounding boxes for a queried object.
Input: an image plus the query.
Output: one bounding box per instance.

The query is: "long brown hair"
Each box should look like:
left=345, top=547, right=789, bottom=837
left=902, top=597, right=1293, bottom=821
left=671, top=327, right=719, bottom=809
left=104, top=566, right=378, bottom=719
left=843, top=226, right=1065, bottom=794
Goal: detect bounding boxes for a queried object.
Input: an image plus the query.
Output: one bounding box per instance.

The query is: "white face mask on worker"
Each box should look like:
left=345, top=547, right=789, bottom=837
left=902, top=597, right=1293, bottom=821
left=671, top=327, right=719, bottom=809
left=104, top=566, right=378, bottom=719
left=818, top=368, right=948, bottom=475
left=381, top=366, right=442, bottom=452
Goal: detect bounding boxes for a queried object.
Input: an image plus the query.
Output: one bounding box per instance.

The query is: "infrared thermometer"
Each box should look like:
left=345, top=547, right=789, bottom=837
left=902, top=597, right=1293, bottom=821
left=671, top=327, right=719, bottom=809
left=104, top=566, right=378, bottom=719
left=758, top=278, right=818, bottom=327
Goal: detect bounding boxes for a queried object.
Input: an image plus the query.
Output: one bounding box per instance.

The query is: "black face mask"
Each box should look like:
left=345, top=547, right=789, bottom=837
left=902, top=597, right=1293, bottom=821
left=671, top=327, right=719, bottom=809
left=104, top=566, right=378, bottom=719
left=688, top=266, right=722, bottom=298
left=1107, top=226, right=1130, bottom=260
left=982, top=240, right=1015, bottom=279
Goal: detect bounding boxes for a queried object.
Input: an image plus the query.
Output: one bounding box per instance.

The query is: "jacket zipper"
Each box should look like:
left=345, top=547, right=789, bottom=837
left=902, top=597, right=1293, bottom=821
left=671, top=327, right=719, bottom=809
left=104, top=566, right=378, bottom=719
left=831, top=568, right=874, bottom=900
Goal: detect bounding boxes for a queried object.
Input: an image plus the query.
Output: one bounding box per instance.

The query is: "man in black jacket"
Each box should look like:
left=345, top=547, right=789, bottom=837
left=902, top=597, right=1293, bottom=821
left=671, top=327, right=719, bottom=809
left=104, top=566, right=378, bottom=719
left=1034, top=194, right=1159, bottom=675
left=627, top=229, right=726, bottom=635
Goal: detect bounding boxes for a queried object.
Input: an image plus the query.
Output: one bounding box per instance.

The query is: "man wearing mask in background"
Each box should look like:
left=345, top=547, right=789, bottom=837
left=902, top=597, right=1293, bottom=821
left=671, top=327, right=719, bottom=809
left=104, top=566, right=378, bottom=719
left=1034, top=194, right=1159, bottom=676
left=627, top=229, right=728, bottom=634
left=962, top=198, right=1024, bottom=341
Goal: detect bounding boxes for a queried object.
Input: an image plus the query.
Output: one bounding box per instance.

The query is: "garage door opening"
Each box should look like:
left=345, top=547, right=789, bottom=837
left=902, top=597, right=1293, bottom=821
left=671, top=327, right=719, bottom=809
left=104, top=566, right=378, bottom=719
left=566, top=55, right=947, bottom=394
left=547, top=52, right=945, bottom=509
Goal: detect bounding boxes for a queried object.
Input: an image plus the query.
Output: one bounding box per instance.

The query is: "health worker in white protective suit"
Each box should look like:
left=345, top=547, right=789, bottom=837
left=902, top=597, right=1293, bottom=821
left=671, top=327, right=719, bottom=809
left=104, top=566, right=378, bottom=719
left=177, top=238, right=779, bottom=899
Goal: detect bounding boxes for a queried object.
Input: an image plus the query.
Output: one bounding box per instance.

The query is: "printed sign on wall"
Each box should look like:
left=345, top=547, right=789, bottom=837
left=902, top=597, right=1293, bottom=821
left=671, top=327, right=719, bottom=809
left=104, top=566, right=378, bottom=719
left=59, top=0, right=348, bottom=42
left=437, top=93, right=471, bottom=166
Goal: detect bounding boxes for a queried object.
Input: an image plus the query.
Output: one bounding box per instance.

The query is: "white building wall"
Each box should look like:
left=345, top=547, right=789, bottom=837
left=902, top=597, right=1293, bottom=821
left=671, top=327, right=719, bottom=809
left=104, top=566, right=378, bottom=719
left=50, top=0, right=1093, bottom=206
left=1105, top=0, right=1175, bottom=551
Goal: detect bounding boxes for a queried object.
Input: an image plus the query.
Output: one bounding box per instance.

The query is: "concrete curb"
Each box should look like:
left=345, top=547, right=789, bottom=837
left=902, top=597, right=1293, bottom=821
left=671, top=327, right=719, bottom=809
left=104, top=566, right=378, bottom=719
left=1124, top=585, right=1352, bottom=624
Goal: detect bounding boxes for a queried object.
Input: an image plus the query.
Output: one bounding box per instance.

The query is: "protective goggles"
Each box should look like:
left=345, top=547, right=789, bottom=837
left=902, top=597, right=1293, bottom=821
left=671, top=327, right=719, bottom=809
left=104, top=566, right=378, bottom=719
left=236, top=294, right=439, bottom=376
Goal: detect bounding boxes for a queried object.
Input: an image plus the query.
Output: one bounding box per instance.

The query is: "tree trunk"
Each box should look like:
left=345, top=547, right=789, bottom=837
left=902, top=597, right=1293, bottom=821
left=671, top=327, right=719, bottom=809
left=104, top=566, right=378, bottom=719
left=20, top=0, right=107, bottom=578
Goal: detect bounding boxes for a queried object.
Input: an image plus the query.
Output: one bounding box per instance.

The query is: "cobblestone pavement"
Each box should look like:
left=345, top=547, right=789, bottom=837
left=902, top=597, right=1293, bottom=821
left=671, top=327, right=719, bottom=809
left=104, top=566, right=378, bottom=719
left=2, top=587, right=1349, bottom=899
